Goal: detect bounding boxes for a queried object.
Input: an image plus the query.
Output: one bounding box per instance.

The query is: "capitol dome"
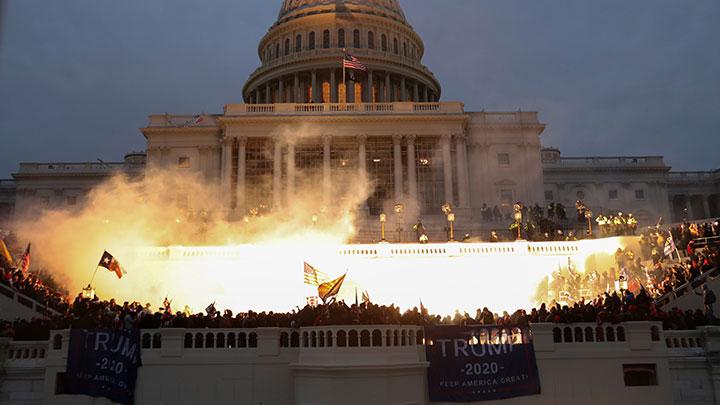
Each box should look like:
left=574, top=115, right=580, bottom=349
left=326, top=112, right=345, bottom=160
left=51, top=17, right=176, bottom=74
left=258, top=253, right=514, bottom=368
left=243, top=0, right=441, bottom=104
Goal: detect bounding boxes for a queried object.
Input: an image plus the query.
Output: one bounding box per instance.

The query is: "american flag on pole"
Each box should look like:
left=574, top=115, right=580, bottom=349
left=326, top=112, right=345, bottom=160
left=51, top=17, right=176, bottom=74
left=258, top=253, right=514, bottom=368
left=182, top=114, right=205, bottom=127
left=303, top=262, right=329, bottom=286
left=343, top=53, right=367, bottom=71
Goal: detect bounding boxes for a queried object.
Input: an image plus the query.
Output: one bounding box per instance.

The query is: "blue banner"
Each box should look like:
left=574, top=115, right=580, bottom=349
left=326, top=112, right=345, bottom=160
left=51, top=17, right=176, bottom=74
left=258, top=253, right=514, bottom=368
left=65, top=329, right=142, bottom=405
left=425, top=325, right=540, bottom=402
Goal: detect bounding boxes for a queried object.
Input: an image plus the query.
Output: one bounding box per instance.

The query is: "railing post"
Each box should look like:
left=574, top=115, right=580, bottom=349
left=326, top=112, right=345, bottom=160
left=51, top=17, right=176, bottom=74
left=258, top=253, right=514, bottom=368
left=160, top=328, right=185, bottom=358
left=529, top=323, right=555, bottom=352
left=256, top=328, right=280, bottom=357
left=626, top=321, right=653, bottom=350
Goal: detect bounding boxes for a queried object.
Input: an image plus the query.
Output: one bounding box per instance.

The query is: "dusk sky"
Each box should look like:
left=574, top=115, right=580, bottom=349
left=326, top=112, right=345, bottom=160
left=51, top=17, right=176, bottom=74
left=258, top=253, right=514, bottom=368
left=0, top=0, right=718, bottom=177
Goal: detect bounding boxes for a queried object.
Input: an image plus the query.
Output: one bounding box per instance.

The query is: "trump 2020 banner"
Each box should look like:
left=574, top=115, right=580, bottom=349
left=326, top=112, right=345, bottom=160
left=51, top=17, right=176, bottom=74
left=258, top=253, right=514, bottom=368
left=65, top=329, right=143, bottom=405
left=425, top=325, right=540, bottom=402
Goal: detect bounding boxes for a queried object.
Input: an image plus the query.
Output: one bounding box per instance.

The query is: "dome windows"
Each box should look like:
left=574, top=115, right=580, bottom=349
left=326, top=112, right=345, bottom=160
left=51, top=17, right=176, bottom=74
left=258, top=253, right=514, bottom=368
left=295, top=35, right=302, bottom=52
left=338, top=29, right=345, bottom=48
left=309, top=32, right=316, bottom=50
left=381, top=34, right=387, bottom=51
left=353, top=29, right=361, bottom=48
left=323, top=30, right=330, bottom=48
left=284, top=38, right=290, bottom=56
left=368, top=31, right=375, bottom=49
left=393, top=38, right=398, bottom=54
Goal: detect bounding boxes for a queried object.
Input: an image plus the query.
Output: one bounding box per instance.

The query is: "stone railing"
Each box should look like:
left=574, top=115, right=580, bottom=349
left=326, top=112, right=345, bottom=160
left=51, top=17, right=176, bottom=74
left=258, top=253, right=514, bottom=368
left=5, top=341, right=47, bottom=363
left=544, top=156, right=667, bottom=168
left=0, top=282, right=61, bottom=318
left=664, top=329, right=706, bottom=355
left=668, top=171, right=720, bottom=181
left=223, top=101, right=464, bottom=116
left=530, top=322, right=663, bottom=350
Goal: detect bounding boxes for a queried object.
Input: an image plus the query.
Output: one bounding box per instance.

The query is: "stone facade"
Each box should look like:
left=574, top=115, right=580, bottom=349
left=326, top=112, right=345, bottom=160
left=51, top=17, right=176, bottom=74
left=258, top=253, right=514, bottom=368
left=5, top=322, right=720, bottom=405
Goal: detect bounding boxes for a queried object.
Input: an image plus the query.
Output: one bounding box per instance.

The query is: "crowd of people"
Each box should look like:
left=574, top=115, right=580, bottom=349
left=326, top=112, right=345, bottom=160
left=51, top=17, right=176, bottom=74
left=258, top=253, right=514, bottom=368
left=3, top=284, right=714, bottom=342
left=2, top=219, right=719, bottom=343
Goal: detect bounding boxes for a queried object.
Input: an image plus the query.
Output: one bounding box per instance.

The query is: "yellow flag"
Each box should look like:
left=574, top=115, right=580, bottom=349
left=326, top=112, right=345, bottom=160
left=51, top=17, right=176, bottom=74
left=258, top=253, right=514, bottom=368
left=0, top=239, right=13, bottom=266
left=318, top=273, right=347, bottom=302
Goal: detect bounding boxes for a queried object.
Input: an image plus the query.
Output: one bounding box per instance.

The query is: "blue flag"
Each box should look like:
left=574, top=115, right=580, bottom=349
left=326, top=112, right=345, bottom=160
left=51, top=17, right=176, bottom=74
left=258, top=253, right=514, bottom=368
left=425, top=325, right=540, bottom=402
left=65, top=329, right=142, bottom=405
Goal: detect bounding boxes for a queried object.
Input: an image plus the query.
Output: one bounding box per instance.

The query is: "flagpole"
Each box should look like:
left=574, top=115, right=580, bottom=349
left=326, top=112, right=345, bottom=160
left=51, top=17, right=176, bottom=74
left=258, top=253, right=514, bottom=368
left=342, top=49, right=346, bottom=98
left=88, top=265, right=100, bottom=287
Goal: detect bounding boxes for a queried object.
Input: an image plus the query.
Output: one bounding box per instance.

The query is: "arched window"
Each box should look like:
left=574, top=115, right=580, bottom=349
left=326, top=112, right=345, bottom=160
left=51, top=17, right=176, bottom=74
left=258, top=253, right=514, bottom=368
left=275, top=43, right=280, bottom=58
left=393, top=38, right=399, bottom=54
left=353, top=29, right=360, bottom=48
left=309, top=31, right=316, bottom=50
left=295, top=34, right=302, bottom=52
left=381, top=34, right=387, bottom=51
left=338, top=29, right=345, bottom=48
left=403, top=42, right=407, bottom=57
left=284, top=38, right=290, bottom=56
left=368, top=31, right=375, bottom=49
left=323, top=30, right=330, bottom=48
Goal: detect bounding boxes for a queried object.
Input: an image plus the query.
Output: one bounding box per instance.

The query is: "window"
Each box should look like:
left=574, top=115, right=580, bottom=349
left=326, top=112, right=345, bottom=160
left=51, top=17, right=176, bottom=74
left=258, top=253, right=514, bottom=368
left=178, top=156, right=190, bottom=168
left=353, top=29, right=360, bottom=48
left=403, top=42, right=407, bottom=56
left=338, top=29, right=345, bottom=48
left=576, top=190, right=586, bottom=200
left=284, top=38, right=290, bottom=55
left=635, top=189, right=645, bottom=200
left=323, top=30, right=330, bottom=48
left=623, top=364, right=658, bottom=386
left=368, top=31, right=375, bottom=49
left=309, top=31, right=315, bottom=50
left=393, top=38, right=398, bottom=54
left=497, top=153, right=510, bottom=166
left=66, top=196, right=77, bottom=206
left=544, top=190, right=554, bottom=202
left=275, top=43, right=280, bottom=58
left=500, top=190, right=513, bottom=207
left=381, top=34, right=387, bottom=51
left=609, top=189, right=618, bottom=200
left=295, top=34, right=302, bottom=52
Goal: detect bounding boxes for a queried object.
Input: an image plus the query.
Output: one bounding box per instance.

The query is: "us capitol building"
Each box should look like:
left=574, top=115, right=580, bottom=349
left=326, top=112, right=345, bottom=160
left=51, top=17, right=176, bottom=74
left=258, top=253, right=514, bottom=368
left=1, top=0, right=718, bottom=235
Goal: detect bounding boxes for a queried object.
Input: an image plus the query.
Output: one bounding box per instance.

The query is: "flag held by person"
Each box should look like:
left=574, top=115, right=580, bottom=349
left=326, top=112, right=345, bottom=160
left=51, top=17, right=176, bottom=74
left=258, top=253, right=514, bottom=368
left=362, top=290, right=370, bottom=305
left=0, top=239, right=13, bottom=267
left=19, top=243, right=31, bottom=273
left=664, top=237, right=677, bottom=258
left=163, top=297, right=172, bottom=312
left=303, top=262, right=329, bottom=286
left=205, top=301, right=217, bottom=316
left=98, top=251, right=124, bottom=279
left=318, top=273, right=347, bottom=303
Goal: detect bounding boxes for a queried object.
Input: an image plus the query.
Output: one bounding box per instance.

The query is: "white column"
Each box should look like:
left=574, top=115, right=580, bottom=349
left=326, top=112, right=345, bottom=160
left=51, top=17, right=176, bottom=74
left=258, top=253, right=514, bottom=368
left=287, top=143, right=296, bottom=203
left=221, top=137, right=234, bottom=210
left=358, top=135, right=367, bottom=177
left=323, top=135, right=331, bottom=206
left=455, top=134, right=470, bottom=208
left=273, top=138, right=282, bottom=208
left=441, top=134, right=454, bottom=205
left=406, top=135, right=417, bottom=200
left=393, top=134, right=403, bottom=202
left=236, top=136, right=247, bottom=214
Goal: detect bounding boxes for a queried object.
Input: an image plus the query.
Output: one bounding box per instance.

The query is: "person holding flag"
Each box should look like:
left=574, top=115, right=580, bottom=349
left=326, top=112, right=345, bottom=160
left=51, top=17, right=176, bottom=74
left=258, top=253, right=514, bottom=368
left=19, top=242, right=31, bottom=273
left=318, top=273, right=347, bottom=304
left=98, top=251, right=125, bottom=279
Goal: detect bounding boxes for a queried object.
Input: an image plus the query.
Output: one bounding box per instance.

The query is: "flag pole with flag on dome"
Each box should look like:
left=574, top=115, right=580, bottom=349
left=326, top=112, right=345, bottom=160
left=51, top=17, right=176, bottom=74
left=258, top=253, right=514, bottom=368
left=88, top=250, right=126, bottom=288
left=342, top=49, right=367, bottom=95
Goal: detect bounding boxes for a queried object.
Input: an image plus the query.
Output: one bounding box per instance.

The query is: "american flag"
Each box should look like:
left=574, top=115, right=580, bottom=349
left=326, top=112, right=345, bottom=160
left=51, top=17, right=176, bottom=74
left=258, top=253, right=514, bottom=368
left=303, top=262, right=329, bottom=286
left=343, top=53, right=367, bottom=71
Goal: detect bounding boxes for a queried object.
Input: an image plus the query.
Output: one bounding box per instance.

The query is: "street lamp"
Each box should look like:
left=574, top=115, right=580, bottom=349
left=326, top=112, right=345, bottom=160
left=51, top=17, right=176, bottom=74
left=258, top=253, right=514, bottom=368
left=513, top=203, right=523, bottom=240
left=585, top=209, right=593, bottom=238
left=447, top=212, right=456, bottom=241
left=312, top=214, right=318, bottom=227
left=379, top=213, right=387, bottom=242
left=394, top=203, right=404, bottom=242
